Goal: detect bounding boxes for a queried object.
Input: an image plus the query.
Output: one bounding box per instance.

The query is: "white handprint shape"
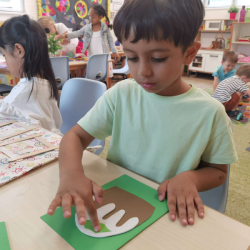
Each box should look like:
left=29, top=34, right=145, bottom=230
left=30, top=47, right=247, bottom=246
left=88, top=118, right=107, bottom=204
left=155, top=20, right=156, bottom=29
left=76, top=203, right=139, bottom=238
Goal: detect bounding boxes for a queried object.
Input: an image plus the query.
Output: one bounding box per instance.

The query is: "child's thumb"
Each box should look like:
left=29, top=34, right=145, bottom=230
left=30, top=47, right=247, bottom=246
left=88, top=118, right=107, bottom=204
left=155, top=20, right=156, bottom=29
left=92, top=181, right=104, bottom=204
left=157, top=180, right=169, bottom=201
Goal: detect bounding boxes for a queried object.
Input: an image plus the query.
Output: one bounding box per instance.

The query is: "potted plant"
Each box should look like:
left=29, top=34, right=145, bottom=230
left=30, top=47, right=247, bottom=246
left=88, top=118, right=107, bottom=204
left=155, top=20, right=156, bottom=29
left=228, top=5, right=239, bottom=20
left=47, top=33, right=62, bottom=57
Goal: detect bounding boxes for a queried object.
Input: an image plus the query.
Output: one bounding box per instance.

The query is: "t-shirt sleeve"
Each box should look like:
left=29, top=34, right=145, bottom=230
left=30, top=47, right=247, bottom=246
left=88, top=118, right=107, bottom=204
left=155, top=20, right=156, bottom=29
left=201, top=105, right=238, bottom=164
left=57, top=23, right=68, bottom=34
left=212, top=67, right=219, bottom=78
left=77, top=87, right=117, bottom=140
left=238, top=81, right=249, bottom=93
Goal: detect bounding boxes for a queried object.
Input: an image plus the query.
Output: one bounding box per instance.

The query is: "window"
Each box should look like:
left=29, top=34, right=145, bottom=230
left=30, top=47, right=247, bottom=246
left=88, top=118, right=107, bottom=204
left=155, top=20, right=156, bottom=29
left=0, top=0, right=24, bottom=12
left=236, top=0, right=250, bottom=6
left=206, top=0, right=233, bottom=7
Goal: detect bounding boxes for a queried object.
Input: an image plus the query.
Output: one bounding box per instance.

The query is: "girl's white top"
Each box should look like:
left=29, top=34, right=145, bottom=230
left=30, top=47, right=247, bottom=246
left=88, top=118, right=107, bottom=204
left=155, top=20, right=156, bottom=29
left=88, top=31, right=104, bottom=56
left=0, top=77, right=62, bottom=135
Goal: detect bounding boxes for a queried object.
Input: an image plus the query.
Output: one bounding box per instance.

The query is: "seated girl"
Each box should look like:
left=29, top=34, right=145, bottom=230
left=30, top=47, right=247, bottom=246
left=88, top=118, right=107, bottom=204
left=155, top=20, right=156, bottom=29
left=0, top=15, right=62, bottom=134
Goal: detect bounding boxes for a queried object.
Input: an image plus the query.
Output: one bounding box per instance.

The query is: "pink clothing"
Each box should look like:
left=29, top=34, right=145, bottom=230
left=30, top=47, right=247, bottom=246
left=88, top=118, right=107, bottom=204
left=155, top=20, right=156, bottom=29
left=76, top=40, right=87, bottom=56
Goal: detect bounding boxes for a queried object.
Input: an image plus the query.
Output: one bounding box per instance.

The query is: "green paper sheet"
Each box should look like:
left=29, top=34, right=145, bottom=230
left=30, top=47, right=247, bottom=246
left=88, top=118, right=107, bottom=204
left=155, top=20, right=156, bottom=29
left=41, top=175, right=169, bottom=250
left=0, top=222, right=11, bottom=250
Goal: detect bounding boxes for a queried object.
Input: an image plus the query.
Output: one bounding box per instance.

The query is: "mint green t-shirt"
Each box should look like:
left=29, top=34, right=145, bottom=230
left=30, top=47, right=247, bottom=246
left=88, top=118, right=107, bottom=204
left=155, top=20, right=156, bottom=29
left=78, top=79, right=238, bottom=184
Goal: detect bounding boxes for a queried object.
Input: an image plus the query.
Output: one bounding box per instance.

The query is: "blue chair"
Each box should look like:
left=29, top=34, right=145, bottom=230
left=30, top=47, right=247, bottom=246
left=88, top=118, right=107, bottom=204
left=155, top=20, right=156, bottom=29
left=113, top=59, right=130, bottom=80
left=50, top=56, right=70, bottom=89
left=199, top=165, right=230, bottom=213
left=85, top=54, right=109, bottom=82
left=60, top=78, right=107, bottom=155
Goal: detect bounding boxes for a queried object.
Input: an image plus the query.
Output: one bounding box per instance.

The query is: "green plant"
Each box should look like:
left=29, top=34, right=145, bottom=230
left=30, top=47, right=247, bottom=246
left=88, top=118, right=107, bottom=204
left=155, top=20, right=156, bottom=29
left=228, top=5, right=239, bottom=13
left=47, top=33, right=62, bottom=57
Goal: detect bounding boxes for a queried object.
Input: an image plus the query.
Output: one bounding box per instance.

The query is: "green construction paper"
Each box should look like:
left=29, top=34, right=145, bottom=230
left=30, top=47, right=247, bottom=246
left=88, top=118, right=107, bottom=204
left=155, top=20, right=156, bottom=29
left=0, top=222, right=11, bottom=250
left=84, top=221, right=111, bottom=233
left=41, top=175, right=169, bottom=250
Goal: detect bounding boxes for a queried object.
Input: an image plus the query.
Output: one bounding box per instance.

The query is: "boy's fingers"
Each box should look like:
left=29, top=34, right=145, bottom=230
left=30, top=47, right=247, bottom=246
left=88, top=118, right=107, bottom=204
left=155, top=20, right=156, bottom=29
left=157, top=180, right=169, bottom=201
left=62, top=194, right=73, bottom=218
left=73, top=195, right=87, bottom=225
left=186, top=197, right=195, bottom=225
left=85, top=198, right=101, bottom=232
left=48, top=196, right=62, bottom=215
left=92, top=182, right=104, bottom=204
left=177, top=196, right=188, bottom=226
left=167, top=195, right=177, bottom=221
left=194, top=196, right=204, bottom=218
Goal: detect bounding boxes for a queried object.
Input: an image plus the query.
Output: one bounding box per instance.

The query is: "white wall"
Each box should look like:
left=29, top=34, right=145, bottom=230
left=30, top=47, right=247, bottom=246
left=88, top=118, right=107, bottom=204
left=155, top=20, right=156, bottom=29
left=205, top=8, right=240, bottom=20
left=0, top=0, right=37, bottom=22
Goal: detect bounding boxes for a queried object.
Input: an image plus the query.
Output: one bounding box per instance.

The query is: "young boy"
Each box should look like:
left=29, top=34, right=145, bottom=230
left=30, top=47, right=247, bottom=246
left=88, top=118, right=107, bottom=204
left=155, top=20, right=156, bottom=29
left=213, top=65, right=250, bottom=116
left=213, top=51, right=238, bottom=92
left=48, top=0, right=237, bottom=230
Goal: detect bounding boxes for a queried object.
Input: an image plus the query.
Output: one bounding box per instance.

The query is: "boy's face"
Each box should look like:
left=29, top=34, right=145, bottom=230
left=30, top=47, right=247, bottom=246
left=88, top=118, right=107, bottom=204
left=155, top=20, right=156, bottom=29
left=122, top=38, right=200, bottom=96
left=222, top=60, right=236, bottom=73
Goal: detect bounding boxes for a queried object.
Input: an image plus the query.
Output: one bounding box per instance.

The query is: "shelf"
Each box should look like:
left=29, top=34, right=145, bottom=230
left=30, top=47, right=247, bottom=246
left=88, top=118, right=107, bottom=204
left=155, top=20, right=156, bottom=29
left=233, top=22, right=250, bottom=24
left=231, top=42, right=250, bottom=45
left=204, top=19, right=235, bottom=21
left=200, top=30, right=231, bottom=33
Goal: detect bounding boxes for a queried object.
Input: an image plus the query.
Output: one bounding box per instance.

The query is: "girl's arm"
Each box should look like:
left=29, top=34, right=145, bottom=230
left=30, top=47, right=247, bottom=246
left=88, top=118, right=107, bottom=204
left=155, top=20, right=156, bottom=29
left=65, top=26, right=86, bottom=40
left=107, top=28, right=117, bottom=54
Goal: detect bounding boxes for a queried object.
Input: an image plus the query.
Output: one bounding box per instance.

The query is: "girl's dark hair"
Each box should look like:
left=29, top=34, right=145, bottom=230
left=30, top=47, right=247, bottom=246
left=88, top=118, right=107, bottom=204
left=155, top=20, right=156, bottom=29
left=114, top=0, right=205, bottom=52
left=0, top=15, right=58, bottom=101
left=91, top=4, right=112, bottom=30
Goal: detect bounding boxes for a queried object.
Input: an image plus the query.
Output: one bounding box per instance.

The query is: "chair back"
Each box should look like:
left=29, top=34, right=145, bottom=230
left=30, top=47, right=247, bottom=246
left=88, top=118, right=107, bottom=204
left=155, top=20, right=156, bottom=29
left=60, top=78, right=107, bottom=155
left=85, top=54, right=109, bottom=81
left=50, top=56, right=70, bottom=89
left=113, top=59, right=130, bottom=75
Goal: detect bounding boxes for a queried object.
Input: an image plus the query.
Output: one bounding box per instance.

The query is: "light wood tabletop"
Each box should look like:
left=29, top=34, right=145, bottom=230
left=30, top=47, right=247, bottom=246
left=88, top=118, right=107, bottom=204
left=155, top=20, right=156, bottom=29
left=0, top=151, right=249, bottom=250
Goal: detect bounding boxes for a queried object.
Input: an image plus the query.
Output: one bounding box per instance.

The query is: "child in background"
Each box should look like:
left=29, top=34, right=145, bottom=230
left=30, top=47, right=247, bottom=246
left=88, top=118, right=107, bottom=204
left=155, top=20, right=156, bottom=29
left=72, top=24, right=87, bottom=56
left=0, top=15, right=62, bottom=135
left=213, top=65, right=250, bottom=116
left=213, top=51, right=238, bottom=91
left=48, top=0, right=237, bottom=229
left=62, top=5, right=120, bottom=78
left=37, top=17, right=78, bottom=47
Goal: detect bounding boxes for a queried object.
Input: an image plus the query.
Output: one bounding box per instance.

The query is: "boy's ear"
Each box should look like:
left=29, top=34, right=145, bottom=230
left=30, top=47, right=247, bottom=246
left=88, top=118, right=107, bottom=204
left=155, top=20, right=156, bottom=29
left=13, top=43, right=25, bottom=58
left=183, top=42, right=201, bottom=65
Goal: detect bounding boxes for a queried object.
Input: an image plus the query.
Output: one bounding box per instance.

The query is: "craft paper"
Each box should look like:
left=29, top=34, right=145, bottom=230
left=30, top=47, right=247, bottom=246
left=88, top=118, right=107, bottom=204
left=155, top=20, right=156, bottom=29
left=76, top=203, right=139, bottom=238
left=0, top=222, right=11, bottom=250
left=91, top=0, right=102, bottom=4
left=101, top=16, right=107, bottom=24
left=80, top=19, right=89, bottom=26
left=42, top=0, right=50, bottom=4
left=56, top=0, right=70, bottom=13
left=65, top=15, right=76, bottom=24
left=76, top=186, right=155, bottom=238
left=41, top=175, right=169, bottom=250
left=42, top=5, right=56, bottom=21
left=75, top=0, right=88, bottom=18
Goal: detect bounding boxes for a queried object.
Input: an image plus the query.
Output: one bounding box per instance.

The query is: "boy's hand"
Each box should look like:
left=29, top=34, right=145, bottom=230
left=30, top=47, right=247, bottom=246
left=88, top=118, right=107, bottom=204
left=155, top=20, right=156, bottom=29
left=157, top=172, right=204, bottom=226
left=48, top=171, right=104, bottom=232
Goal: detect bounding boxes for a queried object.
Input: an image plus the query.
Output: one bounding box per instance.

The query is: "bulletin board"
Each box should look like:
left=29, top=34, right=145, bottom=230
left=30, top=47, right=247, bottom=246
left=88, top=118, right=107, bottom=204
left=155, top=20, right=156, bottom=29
left=37, top=0, right=110, bottom=29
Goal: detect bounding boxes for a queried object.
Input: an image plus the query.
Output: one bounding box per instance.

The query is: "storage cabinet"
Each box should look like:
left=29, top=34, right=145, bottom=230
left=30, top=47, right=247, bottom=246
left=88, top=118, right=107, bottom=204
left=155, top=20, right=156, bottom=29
left=204, top=54, right=223, bottom=73
left=188, top=50, right=224, bottom=75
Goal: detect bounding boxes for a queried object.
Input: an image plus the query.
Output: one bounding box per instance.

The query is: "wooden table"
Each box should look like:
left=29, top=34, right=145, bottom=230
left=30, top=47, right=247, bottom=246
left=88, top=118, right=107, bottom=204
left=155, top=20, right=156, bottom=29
left=0, top=151, right=250, bottom=250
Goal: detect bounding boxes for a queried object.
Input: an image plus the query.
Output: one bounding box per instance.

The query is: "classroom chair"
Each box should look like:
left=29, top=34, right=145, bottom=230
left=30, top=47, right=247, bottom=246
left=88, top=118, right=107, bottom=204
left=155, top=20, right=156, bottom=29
left=59, top=78, right=107, bottom=155
left=0, top=84, right=13, bottom=96
left=85, top=54, right=109, bottom=82
left=112, top=59, right=130, bottom=80
left=199, top=165, right=230, bottom=213
left=50, top=56, right=70, bottom=90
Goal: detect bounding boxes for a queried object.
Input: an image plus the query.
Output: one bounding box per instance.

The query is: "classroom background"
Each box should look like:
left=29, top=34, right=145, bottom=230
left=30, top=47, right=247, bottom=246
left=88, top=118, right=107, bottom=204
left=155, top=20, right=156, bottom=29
left=0, top=0, right=250, bottom=249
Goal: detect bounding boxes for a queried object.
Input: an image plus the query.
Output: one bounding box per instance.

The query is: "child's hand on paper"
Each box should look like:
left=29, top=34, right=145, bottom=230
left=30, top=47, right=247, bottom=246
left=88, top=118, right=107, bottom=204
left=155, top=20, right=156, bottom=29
left=157, top=172, right=204, bottom=226
left=48, top=172, right=104, bottom=232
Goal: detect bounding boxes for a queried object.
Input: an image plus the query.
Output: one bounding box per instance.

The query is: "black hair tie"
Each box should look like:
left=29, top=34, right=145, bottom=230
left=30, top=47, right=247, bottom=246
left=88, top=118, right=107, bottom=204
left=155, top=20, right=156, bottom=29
left=22, top=15, right=31, bottom=29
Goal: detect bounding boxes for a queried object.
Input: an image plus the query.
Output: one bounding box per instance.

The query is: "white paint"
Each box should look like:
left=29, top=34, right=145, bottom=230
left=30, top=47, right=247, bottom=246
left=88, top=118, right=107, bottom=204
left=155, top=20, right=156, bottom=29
left=76, top=203, right=139, bottom=238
